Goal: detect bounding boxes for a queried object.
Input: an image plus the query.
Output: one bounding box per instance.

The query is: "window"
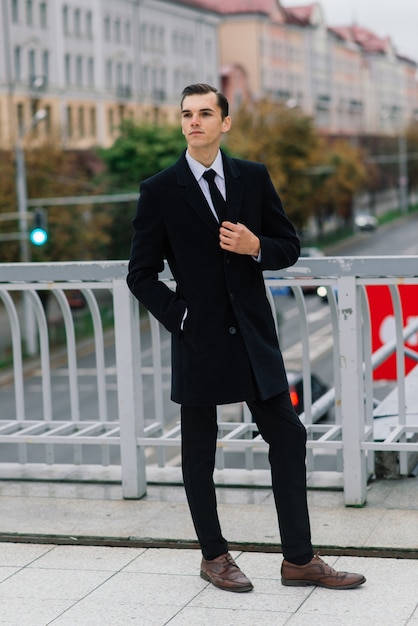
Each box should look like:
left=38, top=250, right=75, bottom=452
left=11, top=0, right=19, bottom=22
left=124, top=20, right=131, bottom=45
left=76, top=55, right=83, bottom=86
left=142, top=65, right=148, bottom=91
left=42, top=50, right=49, bottom=83
left=108, top=108, right=114, bottom=133
left=87, top=57, right=94, bottom=87
left=78, top=106, right=85, bottom=137
left=63, top=5, right=69, bottom=34
left=17, top=103, right=25, bottom=136
left=66, top=105, right=73, bottom=137
left=44, top=105, right=51, bottom=134
left=158, top=27, right=164, bottom=51
left=114, top=18, right=121, bottom=43
left=14, top=46, right=21, bottom=81
left=65, top=53, right=71, bottom=84
left=116, top=62, right=123, bottom=88
left=89, top=107, right=96, bottom=136
left=28, top=49, right=36, bottom=80
left=126, top=62, right=133, bottom=87
left=26, top=0, right=33, bottom=25
left=86, top=10, right=93, bottom=38
left=141, top=24, right=147, bottom=49
left=40, top=2, right=47, bottom=28
left=104, top=16, right=111, bottom=41
left=74, top=8, right=81, bottom=36
left=105, top=60, right=112, bottom=89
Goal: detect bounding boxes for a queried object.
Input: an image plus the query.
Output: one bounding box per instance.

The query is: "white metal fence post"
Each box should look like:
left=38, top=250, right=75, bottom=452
left=338, top=275, right=367, bottom=505
left=113, top=279, right=147, bottom=498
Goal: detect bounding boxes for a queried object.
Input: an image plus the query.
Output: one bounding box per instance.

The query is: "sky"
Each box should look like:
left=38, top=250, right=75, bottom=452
left=282, top=0, right=418, bottom=63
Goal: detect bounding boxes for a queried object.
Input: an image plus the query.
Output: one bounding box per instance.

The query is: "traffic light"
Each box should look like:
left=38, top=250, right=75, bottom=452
left=30, top=208, right=48, bottom=246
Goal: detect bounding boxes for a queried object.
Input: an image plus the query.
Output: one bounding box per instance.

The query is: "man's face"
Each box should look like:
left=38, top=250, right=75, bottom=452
left=181, top=91, right=231, bottom=155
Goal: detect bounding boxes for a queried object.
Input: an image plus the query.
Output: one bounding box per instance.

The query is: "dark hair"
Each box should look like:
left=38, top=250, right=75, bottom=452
left=181, top=83, right=229, bottom=119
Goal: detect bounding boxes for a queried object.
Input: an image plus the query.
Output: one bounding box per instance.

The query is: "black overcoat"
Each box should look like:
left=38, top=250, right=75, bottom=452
left=127, top=150, right=300, bottom=406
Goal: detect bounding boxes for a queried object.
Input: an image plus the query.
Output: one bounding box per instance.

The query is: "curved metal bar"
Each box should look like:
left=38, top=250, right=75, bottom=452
left=291, top=285, right=312, bottom=424
left=26, top=290, right=52, bottom=421
left=81, top=288, right=107, bottom=422
left=0, top=291, right=25, bottom=419
left=52, top=289, right=80, bottom=422
left=389, top=285, right=406, bottom=425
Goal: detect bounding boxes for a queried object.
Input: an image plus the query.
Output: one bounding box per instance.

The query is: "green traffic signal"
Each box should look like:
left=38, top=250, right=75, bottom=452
left=30, top=208, right=48, bottom=246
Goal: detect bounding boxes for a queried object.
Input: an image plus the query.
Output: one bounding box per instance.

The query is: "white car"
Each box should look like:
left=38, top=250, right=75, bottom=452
left=354, top=212, right=378, bottom=231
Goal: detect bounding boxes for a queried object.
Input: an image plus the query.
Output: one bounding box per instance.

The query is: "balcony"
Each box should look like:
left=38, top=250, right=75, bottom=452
left=0, top=258, right=417, bottom=505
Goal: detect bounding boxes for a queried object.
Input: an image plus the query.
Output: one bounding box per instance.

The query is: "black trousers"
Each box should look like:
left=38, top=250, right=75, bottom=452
left=181, top=391, right=312, bottom=561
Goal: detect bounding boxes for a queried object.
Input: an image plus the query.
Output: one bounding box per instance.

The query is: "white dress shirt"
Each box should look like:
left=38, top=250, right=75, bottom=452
left=185, top=150, right=226, bottom=222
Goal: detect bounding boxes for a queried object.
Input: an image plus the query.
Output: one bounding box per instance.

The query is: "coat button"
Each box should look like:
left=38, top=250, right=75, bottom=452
left=228, top=326, right=237, bottom=335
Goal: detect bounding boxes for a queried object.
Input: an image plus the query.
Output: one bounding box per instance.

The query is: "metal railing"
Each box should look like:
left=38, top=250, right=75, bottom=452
left=0, top=257, right=417, bottom=505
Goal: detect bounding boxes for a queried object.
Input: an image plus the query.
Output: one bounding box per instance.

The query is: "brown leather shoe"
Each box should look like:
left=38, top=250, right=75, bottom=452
left=200, top=552, right=254, bottom=592
left=281, top=553, right=366, bottom=589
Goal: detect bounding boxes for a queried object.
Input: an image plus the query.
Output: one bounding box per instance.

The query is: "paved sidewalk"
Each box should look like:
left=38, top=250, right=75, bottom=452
left=0, top=472, right=417, bottom=625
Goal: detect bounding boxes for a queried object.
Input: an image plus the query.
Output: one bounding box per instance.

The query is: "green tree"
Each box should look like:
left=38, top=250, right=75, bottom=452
left=312, top=139, right=368, bottom=228
left=0, top=142, right=112, bottom=263
left=406, top=121, right=418, bottom=198
left=227, top=100, right=367, bottom=233
left=99, top=119, right=185, bottom=188
left=226, top=100, right=321, bottom=231
left=98, top=120, right=186, bottom=258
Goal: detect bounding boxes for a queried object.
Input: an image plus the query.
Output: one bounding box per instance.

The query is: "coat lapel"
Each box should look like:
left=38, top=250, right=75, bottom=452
left=174, top=151, right=244, bottom=230
left=222, top=153, right=243, bottom=224
left=175, top=153, right=219, bottom=235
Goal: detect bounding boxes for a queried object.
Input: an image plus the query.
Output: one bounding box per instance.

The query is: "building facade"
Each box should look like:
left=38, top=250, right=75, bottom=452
left=1, top=0, right=417, bottom=150
left=0, top=0, right=219, bottom=148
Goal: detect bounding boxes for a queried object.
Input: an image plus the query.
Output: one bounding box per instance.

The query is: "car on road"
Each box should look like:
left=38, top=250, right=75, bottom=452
left=287, top=370, right=328, bottom=419
left=354, top=212, right=378, bottom=231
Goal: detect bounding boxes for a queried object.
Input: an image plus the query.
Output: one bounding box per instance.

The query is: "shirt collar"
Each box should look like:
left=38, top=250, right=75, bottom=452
left=185, top=150, right=224, bottom=182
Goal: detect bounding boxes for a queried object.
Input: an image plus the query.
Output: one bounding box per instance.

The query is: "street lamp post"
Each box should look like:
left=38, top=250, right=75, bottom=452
left=15, top=108, right=47, bottom=356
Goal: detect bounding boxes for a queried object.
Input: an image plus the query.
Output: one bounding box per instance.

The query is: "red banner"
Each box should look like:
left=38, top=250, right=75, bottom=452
left=366, top=285, right=418, bottom=380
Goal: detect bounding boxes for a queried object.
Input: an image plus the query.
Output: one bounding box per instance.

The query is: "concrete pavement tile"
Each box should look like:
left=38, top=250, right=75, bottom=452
left=306, top=489, right=346, bottom=508
left=51, top=599, right=177, bottom=625
left=0, top=567, right=21, bottom=583
left=232, top=551, right=283, bottom=579
left=86, top=571, right=206, bottom=606
left=0, top=496, right=169, bottom=537
left=0, top=567, right=113, bottom=600
left=217, top=503, right=280, bottom=543
left=27, top=544, right=146, bottom=571
left=130, top=502, right=196, bottom=540
left=0, top=597, right=73, bottom=626
left=0, top=480, right=122, bottom=501
left=190, top=581, right=308, bottom=614
left=168, top=606, right=292, bottom=625
left=215, top=487, right=272, bottom=505
left=293, top=557, right=417, bottom=624
left=122, top=547, right=203, bottom=575
left=287, top=615, right=406, bottom=625
left=143, top=484, right=188, bottom=503
left=0, top=542, right=54, bottom=566
left=309, top=507, right=385, bottom=546
left=364, top=510, right=418, bottom=549
left=372, top=478, right=418, bottom=510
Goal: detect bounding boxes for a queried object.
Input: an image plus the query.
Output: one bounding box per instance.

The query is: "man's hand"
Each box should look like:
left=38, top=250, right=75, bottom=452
left=219, top=221, right=260, bottom=256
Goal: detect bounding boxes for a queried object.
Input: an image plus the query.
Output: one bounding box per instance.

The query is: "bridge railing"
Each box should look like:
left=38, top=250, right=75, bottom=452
left=0, top=257, right=417, bottom=505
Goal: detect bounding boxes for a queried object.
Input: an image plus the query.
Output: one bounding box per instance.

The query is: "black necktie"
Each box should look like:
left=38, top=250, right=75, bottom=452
left=203, top=169, right=226, bottom=223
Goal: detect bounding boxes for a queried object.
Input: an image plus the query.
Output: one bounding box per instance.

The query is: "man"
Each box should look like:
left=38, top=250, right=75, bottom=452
left=127, top=83, right=365, bottom=593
